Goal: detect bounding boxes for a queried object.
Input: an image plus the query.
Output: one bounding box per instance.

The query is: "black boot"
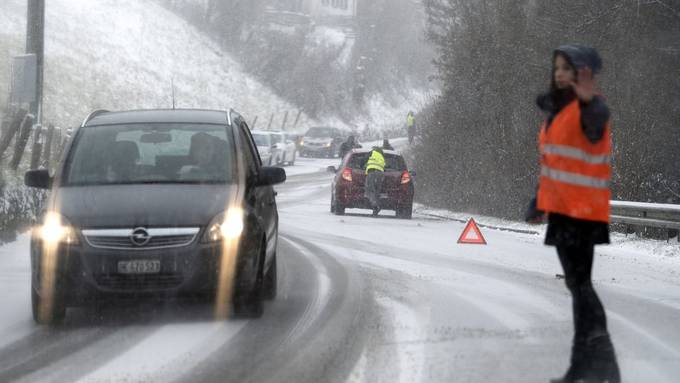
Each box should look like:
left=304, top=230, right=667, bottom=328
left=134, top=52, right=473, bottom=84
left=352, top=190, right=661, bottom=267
left=550, top=343, right=590, bottom=383
left=588, top=335, right=620, bottom=383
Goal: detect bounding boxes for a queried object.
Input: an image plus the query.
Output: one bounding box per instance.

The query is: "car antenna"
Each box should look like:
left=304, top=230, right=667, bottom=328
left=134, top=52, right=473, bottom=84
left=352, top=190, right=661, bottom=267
left=171, top=77, right=176, bottom=110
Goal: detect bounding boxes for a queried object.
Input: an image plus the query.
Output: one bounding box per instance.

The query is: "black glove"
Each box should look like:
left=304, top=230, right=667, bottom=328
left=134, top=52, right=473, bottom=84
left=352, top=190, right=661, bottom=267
left=524, top=197, right=545, bottom=224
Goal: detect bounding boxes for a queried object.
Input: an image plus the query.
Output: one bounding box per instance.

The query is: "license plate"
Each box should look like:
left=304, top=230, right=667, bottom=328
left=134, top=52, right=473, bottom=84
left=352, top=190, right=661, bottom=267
left=117, top=260, right=161, bottom=275
left=380, top=193, right=389, bottom=198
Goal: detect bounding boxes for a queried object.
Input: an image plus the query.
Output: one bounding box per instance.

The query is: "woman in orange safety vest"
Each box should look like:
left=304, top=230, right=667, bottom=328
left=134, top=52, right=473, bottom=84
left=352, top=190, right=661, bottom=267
left=526, top=45, right=620, bottom=383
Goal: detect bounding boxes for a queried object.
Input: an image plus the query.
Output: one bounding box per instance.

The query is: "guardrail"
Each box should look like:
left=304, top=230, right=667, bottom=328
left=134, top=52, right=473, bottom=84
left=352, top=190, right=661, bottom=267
left=610, top=201, right=680, bottom=242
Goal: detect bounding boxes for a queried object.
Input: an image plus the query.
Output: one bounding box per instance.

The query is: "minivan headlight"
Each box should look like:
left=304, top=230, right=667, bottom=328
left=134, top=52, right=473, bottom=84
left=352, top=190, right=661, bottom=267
left=39, top=212, right=79, bottom=245
left=203, top=208, right=245, bottom=242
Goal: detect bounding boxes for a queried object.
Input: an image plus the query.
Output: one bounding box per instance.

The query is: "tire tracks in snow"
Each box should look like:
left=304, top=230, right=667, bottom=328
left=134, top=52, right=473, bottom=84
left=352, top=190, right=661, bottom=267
left=0, top=326, right=119, bottom=382
left=172, top=235, right=368, bottom=383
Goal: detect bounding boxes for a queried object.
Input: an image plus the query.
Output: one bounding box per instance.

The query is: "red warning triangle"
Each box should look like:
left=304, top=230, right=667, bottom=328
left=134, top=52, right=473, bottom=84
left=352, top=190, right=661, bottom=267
left=457, top=218, right=487, bottom=245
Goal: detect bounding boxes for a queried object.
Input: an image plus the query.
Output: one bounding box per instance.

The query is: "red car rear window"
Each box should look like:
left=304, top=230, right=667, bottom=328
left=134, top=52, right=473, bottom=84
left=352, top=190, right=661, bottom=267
left=347, top=153, right=407, bottom=171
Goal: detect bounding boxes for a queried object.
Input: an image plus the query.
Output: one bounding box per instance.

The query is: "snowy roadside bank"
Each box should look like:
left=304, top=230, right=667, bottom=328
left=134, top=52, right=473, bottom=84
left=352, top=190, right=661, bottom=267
left=414, top=204, right=679, bottom=260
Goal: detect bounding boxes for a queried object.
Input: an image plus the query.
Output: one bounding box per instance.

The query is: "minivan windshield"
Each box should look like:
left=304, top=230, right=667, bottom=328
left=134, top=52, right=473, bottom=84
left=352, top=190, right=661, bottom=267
left=305, top=127, right=334, bottom=138
left=64, top=123, right=235, bottom=185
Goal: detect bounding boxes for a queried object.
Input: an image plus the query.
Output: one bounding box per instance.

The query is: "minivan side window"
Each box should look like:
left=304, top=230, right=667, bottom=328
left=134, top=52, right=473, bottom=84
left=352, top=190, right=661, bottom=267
left=237, top=122, right=261, bottom=174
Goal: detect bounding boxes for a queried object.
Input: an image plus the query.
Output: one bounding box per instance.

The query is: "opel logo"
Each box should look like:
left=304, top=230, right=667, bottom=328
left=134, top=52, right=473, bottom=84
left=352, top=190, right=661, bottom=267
left=130, top=228, right=151, bottom=246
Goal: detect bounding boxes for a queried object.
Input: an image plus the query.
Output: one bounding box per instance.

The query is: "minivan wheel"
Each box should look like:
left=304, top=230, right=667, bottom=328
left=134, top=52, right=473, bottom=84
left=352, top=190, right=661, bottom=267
left=263, top=253, right=277, bottom=300
left=233, top=244, right=265, bottom=318
left=32, top=286, right=66, bottom=325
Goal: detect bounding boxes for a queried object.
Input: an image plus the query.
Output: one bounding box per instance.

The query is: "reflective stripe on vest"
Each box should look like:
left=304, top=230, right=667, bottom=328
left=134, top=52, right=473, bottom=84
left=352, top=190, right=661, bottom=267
left=540, top=166, right=610, bottom=189
left=542, top=144, right=611, bottom=165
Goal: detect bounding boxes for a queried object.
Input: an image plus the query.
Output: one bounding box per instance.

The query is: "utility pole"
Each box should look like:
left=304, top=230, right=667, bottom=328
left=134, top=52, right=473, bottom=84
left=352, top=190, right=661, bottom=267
left=26, top=0, right=45, bottom=125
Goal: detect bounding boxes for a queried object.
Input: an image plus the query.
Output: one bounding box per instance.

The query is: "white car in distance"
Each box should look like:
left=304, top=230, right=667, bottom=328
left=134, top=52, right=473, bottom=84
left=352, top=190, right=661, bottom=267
left=270, top=131, right=297, bottom=166
left=251, top=130, right=277, bottom=166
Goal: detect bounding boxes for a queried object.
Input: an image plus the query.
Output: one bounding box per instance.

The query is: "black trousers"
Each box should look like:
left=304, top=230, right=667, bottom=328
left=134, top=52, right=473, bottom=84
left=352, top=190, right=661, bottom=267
left=556, top=243, right=609, bottom=343
left=364, top=170, right=384, bottom=208
left=555, top=243, right=620, bottom=382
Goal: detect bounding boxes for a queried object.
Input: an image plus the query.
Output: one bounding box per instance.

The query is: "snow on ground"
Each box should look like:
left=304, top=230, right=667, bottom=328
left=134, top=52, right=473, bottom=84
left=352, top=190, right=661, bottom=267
left=283, top=156, right=340, bottom=177
left=276, top=162, right=680, bottom=382
left=0, top=234, right=34, bottom=350
left=280, top=156, right=680, bottom=311
left=0, top=0, right=307, bottom=128
left=72, top=321, right=247, bottom=383
left=0, top=154, right=678, bottom=382
left=414, top=205, right=680, bottom=259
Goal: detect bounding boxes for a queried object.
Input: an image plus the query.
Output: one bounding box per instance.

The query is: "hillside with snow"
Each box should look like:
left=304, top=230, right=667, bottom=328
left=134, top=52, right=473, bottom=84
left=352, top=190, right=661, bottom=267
left=0, top=0, right=308, bottom=128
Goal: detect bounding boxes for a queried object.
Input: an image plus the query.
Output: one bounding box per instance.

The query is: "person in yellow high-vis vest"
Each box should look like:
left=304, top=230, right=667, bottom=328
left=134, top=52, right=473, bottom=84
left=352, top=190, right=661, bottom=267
left=406, top=111, right=416, bottom=144
left=364, top=147, right=385, bottom=216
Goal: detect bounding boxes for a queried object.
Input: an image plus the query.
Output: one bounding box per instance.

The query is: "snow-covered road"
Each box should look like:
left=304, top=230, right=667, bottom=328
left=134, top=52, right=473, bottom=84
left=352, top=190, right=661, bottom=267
left=1, top=156, right=679, bottom=382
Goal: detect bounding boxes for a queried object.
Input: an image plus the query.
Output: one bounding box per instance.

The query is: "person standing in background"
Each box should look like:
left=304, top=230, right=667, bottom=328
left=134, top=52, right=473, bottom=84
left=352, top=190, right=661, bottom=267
left=406, top=111, right=416, bottom=144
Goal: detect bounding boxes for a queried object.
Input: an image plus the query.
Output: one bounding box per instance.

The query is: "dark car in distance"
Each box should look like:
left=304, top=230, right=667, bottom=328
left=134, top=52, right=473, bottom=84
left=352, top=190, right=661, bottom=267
left=25, top=109, right=285, bottom=324
left=328, top=149, right=414, bottom=219
left=299, top=126, right=345, bottom=158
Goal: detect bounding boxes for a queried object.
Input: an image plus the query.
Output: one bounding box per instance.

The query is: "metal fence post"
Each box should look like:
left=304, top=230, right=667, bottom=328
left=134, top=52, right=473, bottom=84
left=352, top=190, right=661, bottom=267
left=42, top=124, right=54, bottom=168
left=281, top=111, right=289, bottom=131
left=9, top=114, right=34, bottom=170
left=0, top=109, right=28, bottom=158
left=0, top=114, right=10, bottom=137
left=29, top=124, right=42, bottom=169
left=292, top=110, right=302, bottom=130
left=266, top=113, right=274, bottom=130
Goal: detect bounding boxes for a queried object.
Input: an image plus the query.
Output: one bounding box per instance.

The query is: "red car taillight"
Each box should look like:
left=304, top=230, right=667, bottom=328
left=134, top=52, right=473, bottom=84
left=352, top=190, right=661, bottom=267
left=341, top=168, right=353, bottom=182
left=401, top=171, right=411, bottom=184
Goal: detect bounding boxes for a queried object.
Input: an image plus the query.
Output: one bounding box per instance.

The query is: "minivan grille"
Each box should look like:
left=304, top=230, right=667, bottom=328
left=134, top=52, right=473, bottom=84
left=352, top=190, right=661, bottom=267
left=82, top=228, right=199, bottom=250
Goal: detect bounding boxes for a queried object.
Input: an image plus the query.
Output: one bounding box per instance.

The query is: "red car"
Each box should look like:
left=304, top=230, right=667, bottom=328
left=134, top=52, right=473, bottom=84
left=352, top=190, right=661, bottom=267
left=328, top=149, right=415, bottom=219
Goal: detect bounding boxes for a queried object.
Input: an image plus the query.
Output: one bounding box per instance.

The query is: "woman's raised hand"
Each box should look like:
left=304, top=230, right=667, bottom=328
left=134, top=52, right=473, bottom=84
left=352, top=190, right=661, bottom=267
left=571, top=67, right=596, bottom=103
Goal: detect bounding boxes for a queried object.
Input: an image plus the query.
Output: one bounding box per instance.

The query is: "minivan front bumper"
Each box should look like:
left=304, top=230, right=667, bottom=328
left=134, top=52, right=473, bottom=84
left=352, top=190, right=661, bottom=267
left=30, top=231, right=259, bottom=305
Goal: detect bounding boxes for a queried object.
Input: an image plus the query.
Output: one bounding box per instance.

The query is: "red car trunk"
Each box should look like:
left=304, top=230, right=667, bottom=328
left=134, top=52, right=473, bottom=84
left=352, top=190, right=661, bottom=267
left=332, top=151, right=414, bottom=216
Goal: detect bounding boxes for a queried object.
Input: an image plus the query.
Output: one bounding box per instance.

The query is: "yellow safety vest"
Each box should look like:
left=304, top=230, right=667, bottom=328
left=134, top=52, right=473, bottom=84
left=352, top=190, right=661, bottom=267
left=365, top=150, right=385, bottom=174
left=406, top=114, right=415, bottom=127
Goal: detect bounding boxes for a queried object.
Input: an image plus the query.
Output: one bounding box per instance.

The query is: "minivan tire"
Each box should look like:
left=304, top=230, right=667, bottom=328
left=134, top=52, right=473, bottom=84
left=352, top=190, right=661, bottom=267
left=263, top=253, right=277, bottom=300
left=32, top=286, right=66, bottom=325
left=233, top=243, right=265, bottom=318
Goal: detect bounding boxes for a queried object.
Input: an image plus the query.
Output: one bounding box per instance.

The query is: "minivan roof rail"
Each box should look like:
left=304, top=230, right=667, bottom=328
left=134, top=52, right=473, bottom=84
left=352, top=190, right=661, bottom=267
left=81, top=109, right=110, bottom=127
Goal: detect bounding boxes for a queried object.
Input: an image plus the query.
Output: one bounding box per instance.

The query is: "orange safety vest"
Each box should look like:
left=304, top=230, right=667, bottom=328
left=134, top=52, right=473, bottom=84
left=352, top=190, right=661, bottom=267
left=537, top=99, right=612, bottom=223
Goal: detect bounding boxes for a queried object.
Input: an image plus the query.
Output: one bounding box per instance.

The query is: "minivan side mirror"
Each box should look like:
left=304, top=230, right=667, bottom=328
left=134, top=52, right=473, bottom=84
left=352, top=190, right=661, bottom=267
left=326, top=166, right=337, bottom=173
left=25, top=169, right=52, bottom=189
left=256, top=167, right=286, bottom=186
